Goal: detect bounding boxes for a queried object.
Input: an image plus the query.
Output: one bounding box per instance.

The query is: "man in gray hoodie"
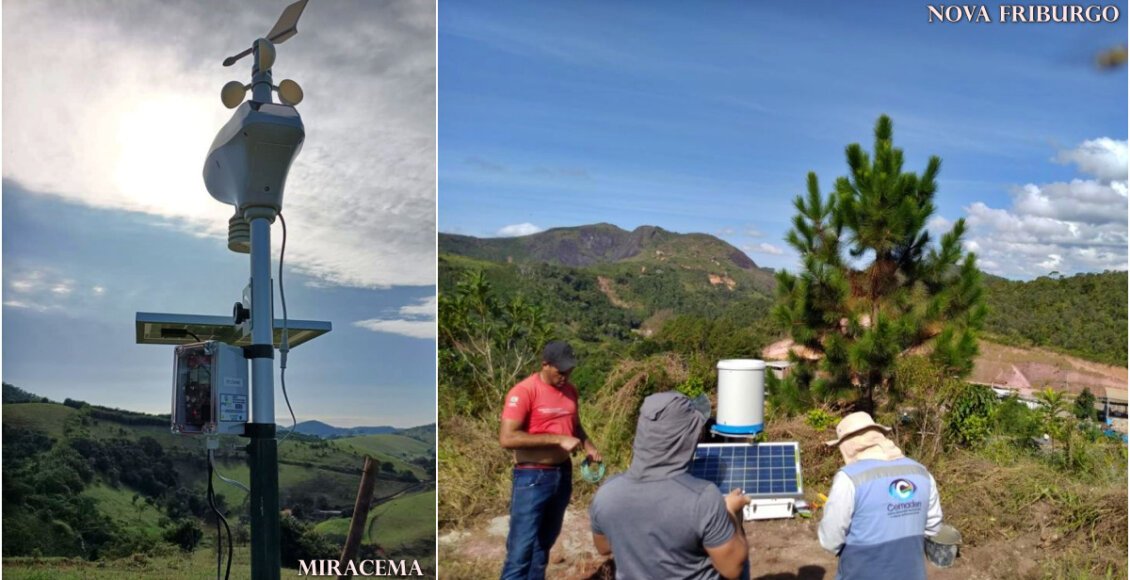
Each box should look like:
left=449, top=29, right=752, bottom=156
left=589, top=392, right=750, bottom=580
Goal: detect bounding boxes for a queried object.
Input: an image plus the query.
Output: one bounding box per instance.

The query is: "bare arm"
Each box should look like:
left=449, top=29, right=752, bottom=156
left=706, top=490, right=750, bottom=580
left=575, top=416, right=602, bottom=461
left=704, top=521, right=748, bottom=579
left=499, top=418, right=579, bottom=451
left=592, top=532, right=612, bottom=556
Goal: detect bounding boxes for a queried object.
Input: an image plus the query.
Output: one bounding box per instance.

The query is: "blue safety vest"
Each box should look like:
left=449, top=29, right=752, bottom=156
left=835, top=458, right=931, bottom=580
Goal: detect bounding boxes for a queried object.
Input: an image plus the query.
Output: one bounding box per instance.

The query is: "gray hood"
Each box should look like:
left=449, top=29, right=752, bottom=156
left=626, top=391, right=706, bottom=481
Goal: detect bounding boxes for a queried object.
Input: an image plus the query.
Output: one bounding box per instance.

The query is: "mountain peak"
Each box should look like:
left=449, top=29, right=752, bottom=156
left=440, top=223, right=757, bottom=271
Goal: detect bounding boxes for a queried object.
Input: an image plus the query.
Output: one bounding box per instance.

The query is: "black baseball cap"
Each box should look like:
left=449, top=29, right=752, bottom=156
left=542, top=340, right=577, bottom=372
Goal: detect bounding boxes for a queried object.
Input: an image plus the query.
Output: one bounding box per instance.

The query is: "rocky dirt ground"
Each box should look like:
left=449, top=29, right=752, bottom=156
left=439, top=507, right=1040, bottom=580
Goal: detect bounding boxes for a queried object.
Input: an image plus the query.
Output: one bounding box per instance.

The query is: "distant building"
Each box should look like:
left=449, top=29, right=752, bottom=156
left=1101, top=387, right=1128, bottom=419
left=765, top=360, right=792, bottom=380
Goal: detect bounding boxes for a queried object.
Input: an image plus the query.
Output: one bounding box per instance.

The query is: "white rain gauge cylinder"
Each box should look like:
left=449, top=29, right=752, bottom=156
left=715, top=359, right=766, bottom=436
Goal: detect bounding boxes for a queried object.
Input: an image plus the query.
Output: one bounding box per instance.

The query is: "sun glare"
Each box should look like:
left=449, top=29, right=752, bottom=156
left=113, top=95, right=226, bottom=219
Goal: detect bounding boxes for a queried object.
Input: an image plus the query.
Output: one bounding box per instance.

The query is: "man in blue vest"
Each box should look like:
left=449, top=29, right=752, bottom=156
left=818, top=412, right=943, bottom=580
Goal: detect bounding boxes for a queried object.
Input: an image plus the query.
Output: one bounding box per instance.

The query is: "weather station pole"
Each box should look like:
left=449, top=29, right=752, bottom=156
left=199, top=2, right=311, bottom=578
left=245, top=41, right=282, bottom=580
left=133, top=16, right=329, bottom=567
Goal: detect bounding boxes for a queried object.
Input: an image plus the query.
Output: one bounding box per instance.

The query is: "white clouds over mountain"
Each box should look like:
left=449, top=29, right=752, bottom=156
left=963, top=139, right=1127, bottom=278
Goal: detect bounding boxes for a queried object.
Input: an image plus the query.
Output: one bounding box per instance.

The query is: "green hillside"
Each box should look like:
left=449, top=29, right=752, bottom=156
left=333, top=434, right=436, bottom=482
left=442, top=227, right=1128, bottom=370
left=396, top=423, right=437, bottom=445
left=440, top=224, right=776, bottom=294
left=315, top=489, right=436, bottom=556
left=2, top=394, right=435, bottom=575
left=983, top=271, right=1128, bottom=366
left=337, top=433, right=433, bottom=459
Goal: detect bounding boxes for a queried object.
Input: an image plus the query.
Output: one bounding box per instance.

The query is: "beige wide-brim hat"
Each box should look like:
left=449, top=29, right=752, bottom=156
left=824, top=411, right=892, bottom=447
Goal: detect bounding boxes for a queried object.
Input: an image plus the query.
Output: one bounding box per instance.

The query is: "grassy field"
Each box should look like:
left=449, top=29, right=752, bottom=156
left=2, top=403, right=77, bottom=438
left=335, top=434, right=433, bottom=460
left=82, top=484, right=167, bottom=541
left=5, top=548, right=310, bottom=579
left=316, top=489, right=436, bottom=547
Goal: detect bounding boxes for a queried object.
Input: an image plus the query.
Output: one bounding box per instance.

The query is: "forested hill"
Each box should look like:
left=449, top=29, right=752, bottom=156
left=983, top=271, right=1128, bottom=366
left=440, top=224, right=776, bottom=293
left=441, top=224, right=1127, bottom=369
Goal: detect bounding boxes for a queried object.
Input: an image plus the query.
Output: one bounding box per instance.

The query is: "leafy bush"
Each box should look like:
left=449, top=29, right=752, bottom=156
left=994, top=396, right=1041, bottom=441
left=677, top=376, right=707, bottom=399
left=279, top=515, right=338, bottom=568
left=804, top=408, right=837, bottom=431
left=946, top=384, right=996, bottom=448
left=163, top=519, right=202, bottom=552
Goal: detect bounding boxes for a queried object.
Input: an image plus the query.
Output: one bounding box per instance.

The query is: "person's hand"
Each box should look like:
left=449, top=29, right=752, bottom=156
left=585, top=442, right=603, bottom=463
left=558, top=436, right=582, bottom=454
left=724, top=488, right=750, bottom=515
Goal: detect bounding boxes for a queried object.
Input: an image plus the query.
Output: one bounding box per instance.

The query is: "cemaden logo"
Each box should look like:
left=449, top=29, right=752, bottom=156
left=297, top=560, right=423, bottom=577
left=888, top=479, right=917, bottom=501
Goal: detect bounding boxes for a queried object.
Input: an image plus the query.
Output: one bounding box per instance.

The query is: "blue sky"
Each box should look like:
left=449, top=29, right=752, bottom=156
left=2, top=0, right=436, bottom=427
left=439, top=0, right=1128, bottom=279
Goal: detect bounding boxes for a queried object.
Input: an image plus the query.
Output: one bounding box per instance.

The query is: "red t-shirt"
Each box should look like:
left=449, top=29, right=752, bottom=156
left=501, top=373, right=579, bottom=437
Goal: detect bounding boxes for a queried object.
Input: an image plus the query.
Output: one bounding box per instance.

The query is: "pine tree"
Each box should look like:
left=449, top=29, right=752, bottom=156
left=773, top=115, right=986, bottom=412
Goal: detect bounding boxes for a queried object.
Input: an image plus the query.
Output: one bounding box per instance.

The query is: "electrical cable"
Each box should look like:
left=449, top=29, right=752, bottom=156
left=206, top=451, right=221, bottom=580
left=212, top=460, right=251, bottom=494
left=187, top=331, right=202, bottom=342
left=207, top=449, right=234, bottom=580
left=277, top=212, right=297, bottom=444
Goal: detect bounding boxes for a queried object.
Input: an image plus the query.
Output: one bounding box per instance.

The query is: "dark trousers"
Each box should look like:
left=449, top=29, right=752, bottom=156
left=500, top=463, right=572, bottom=580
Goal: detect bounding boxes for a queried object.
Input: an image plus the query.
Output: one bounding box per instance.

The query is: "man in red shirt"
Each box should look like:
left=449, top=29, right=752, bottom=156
left=498, top=340, right=601, bottom=580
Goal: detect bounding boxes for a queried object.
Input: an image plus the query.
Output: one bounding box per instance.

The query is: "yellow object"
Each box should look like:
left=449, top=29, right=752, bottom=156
left=813, top=493, right=829, bottom=510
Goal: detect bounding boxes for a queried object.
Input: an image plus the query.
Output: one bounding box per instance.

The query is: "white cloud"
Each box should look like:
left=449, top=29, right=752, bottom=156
left=1054, top=138, right=1128, bottom=182
left=745, top=242, right=784, bottom=255
left=398, top=295, right=438, bottom=318
left=3, top=268, right=102, bottom=311
left=1012, top=180, right=1126, bottom=225
left=352, top=295, right=436, bottom=339
left=745, top=229, right=765, bottom=238
left=4, top=300, right=45, bottom=312
left=352, top=319, right=435, bottom=339
left=2, top=0, right=435, bottom=289
left=927, top=216, right=952, bottom=235
left=496, top=223, right=543, bottom=237
left=962, top=139, right=1128, bottom=279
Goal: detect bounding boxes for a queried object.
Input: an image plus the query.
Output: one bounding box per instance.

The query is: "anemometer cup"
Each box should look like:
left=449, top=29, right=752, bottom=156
left=203, top=101, right=305, bottom=215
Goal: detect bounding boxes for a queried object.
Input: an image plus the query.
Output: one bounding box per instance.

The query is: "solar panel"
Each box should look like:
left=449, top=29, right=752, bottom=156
left=689, top=442, right=803, bottom=498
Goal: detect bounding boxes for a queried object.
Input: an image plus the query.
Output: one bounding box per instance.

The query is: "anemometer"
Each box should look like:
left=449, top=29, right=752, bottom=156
left=134, top=2, right=332, bottom=579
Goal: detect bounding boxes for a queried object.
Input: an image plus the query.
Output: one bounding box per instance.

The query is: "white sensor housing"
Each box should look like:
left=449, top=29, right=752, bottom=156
left=203, top=101, right=304, bottom=213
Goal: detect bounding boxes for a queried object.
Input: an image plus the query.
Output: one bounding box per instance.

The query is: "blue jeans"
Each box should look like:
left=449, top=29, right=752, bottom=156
left=500, top=463, right=572, bottom=580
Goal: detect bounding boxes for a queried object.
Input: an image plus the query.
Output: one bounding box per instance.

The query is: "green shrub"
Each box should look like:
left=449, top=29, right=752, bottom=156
left=279, top=515, right=337, bottom=568
left=163, top=519, right=202, bottom=552
left=994, top=395, right=1041, bottom=440
left=677, top=376, right=707, bottom=399
left=804, top=408, right=837, bottom=431
left=946, top=384, right=995, bottom=448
